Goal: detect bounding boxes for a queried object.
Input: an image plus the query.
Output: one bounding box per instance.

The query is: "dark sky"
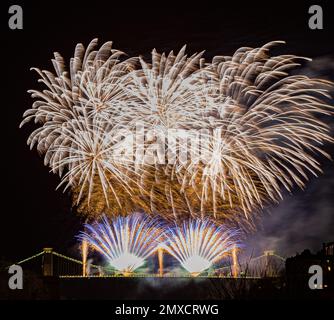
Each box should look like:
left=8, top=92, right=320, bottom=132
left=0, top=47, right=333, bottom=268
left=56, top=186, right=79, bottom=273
left=2, top=0, right=333, bottom=261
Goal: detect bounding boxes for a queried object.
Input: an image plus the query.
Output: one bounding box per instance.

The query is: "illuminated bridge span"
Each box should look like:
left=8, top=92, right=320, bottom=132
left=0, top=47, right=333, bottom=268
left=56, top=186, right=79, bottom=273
left=12, top=248, right=103, bottom=277
left=11, top=248, right=285, bottom=278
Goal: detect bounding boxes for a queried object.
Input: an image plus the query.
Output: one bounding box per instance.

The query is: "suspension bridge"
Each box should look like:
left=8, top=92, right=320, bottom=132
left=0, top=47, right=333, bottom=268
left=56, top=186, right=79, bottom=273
left=8, top=247, right=286, bottom=279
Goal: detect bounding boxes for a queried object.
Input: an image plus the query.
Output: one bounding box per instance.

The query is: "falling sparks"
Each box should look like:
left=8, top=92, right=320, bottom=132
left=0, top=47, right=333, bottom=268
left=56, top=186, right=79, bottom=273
left=21, top=39, right=333, bottom=227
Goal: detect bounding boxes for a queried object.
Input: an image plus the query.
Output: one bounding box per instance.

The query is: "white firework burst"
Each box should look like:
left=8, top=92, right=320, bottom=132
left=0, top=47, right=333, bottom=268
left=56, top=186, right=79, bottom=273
left=21, top=39, right=333, bottom=224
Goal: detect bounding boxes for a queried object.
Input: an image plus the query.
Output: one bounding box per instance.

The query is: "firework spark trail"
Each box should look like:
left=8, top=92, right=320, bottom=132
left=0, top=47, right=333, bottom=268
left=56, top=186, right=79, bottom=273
left=21, top=39, right=334, bottom=226
left=78, top=213, right=163, bottom=273
left=20, top=40, right=140, bottom=206
left=162, top=219, right=240, bottom=276
left=81, top=239, right=88, bottom=276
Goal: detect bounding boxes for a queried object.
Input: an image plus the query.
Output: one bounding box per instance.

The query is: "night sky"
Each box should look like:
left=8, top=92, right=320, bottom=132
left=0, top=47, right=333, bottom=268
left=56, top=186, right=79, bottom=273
left=2, top=0, right=333, bottom=261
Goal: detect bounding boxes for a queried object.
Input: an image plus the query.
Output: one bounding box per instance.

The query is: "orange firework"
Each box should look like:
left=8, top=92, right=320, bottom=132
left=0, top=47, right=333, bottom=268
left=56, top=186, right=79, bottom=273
left=21, top=39, right=333, bottom=228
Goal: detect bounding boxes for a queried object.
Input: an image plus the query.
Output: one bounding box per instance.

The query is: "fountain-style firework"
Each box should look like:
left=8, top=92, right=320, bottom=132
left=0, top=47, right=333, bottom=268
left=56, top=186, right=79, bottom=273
left=163, top=219, right=239, bottom=276
left=78, top=214, right=162, bottom=274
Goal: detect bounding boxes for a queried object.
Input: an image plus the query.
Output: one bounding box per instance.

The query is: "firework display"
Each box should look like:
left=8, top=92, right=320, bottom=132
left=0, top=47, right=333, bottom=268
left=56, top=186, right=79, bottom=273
left=163, top=219, right=239, bottom=276
left=8, top=0, right=334, bottom=305
left=21, top=39, right=333, bottom=229
left=79, top=214, right=239, bottom=276
left=78, top=214, right=163, bottom=274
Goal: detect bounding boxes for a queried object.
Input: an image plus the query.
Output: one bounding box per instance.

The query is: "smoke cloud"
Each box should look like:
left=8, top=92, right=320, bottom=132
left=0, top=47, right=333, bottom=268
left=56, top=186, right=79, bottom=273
left=244, top=56, right=334, bottom=258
